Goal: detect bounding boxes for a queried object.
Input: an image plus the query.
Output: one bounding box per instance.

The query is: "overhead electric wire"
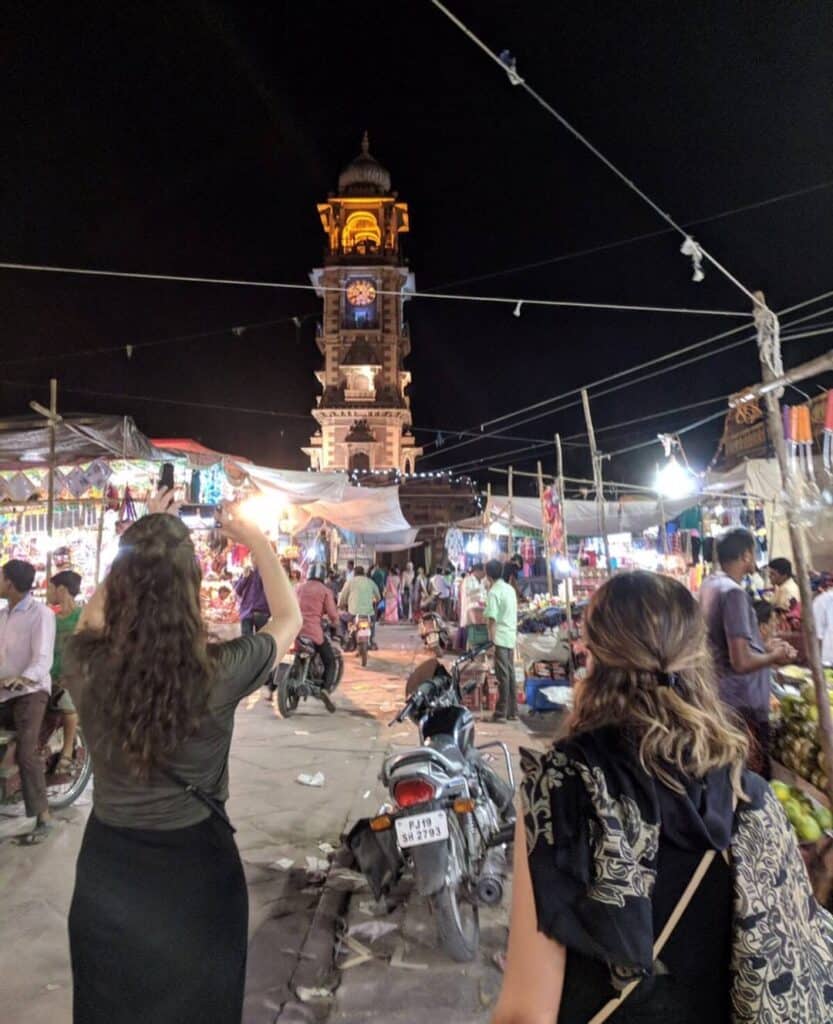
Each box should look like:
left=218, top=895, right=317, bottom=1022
left=429, top=177, right=833, bottom=293
left=424, top=291, right=833, bottom=464
left=604, top=407, right=731, bottom=458
left=0, top=261, right=748, bottom=319
left=429, top=0, right=764, bottom=311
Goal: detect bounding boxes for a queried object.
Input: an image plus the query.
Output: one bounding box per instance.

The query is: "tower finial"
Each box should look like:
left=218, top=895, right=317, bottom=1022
left=361, top=130, right=369, bottom=156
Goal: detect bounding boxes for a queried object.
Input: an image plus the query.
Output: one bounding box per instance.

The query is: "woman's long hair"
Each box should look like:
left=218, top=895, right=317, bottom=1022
left=571, top=571, right=748, bottom=796
left=71, top=514, right=215, bottom=777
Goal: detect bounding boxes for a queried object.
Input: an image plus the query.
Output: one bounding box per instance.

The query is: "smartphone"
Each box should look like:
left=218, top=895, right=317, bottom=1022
left=158, top=462, right=175, bottom=492
left=178, top=504, right=221, bottom=530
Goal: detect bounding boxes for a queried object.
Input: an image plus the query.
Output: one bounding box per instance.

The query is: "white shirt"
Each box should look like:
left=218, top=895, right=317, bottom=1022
left=814, top=590, right=833, bottom=664
left=772, top=577, right=801, bottom=611
left=0, top=594, right=57, bottom=703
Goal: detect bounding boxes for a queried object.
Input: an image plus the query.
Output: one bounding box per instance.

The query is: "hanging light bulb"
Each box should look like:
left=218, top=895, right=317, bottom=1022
left=655, top=455, right=697, bottom=500
left=513, top=301, right=523, bottom=318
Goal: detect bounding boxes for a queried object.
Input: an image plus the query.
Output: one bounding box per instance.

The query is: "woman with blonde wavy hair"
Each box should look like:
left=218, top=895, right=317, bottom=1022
left=493, top=571, right=833, bottom=1024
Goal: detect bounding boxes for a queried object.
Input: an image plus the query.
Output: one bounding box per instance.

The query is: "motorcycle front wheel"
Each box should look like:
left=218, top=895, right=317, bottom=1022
left=358, top=639, right=368, bottom=667
left=432, top=882, right=480, bottom=962
left=277, top=670, right=301, bottom=718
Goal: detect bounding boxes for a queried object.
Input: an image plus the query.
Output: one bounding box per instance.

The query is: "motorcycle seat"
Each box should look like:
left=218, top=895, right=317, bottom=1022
left=424, top=735, right=466, bottom=769
left=297, top=636, right=317, bottom=650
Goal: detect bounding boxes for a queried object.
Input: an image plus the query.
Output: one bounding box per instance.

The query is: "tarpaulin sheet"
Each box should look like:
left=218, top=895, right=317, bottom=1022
left=297, top=485, right=413, bottom=544
left=0, top=414, right=159, bottom=470
left=488, top=495, right=696, bottom=537
left=229, top=461, right=348, bottom=506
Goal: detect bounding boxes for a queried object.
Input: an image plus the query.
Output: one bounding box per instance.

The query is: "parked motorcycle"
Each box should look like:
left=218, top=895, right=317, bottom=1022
left=348, top=644, right=515, bottom=961
left=0, top=704, right=92, bottom=811
left=419, top=610, right=450, bottom=654
left=343, top=614, right=374, bottom=666
left=276, top=623, right=344, bottom=718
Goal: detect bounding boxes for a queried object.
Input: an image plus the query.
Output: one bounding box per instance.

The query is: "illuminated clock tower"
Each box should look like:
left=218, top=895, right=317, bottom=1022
left=303, top=133, right=423, bottom=473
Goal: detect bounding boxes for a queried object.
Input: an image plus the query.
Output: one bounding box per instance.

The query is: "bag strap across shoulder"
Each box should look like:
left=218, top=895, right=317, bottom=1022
left=589, top=793, right=738, bottom=1024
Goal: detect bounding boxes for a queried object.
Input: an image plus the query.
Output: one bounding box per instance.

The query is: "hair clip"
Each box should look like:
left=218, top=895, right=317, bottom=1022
left=657, top=671, right=682, bottom=691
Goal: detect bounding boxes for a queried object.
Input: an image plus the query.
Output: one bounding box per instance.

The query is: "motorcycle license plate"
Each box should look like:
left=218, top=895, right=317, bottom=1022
left=357, top=627, right=371, bottom=639
left=395, top=810, right=449, bottom=848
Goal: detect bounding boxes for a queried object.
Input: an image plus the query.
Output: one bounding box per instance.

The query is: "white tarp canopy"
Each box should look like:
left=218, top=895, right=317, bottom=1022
left=227, top=461, right=348, bottom=505
left=487, top=494, right=696, bottom=538
left=296, top=484, right=418, bottom=548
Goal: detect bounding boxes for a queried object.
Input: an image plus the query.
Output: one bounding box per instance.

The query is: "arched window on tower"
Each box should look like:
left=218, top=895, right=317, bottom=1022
left=342, top=212, right=381, bottom=254
left=349, top=452, right=371, bottom=473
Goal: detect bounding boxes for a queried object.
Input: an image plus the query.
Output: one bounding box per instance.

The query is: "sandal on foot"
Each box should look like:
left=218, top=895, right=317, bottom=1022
left=56, top=756, right=74, bottom=773
left=18, top=821, right=57, bottom=846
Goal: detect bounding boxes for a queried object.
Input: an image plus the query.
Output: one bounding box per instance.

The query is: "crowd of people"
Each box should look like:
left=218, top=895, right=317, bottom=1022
left=4, top=493, right=833, bottom=1022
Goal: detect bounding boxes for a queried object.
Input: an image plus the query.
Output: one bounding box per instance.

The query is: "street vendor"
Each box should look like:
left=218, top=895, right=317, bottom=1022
left=768, top=557, right=801, bottom=614
left=700, top=529, right=795, bottom=778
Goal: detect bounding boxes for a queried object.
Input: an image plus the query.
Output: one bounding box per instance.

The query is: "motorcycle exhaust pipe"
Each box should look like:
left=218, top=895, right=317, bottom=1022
left=476, top=846, right=508, bottom=906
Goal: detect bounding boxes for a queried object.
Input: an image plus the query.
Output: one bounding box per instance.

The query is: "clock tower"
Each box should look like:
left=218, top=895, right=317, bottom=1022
left=303, top=133, right=423, bottom=474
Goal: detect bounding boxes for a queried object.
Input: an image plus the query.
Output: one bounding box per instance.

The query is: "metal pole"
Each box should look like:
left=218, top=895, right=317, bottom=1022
left=537, top=460, right=554, bottom=595
left=581, top=388, right=611, bottom=575
left=657, top=464, right=667, bottom=561
left=46, top=379, right=57, bottom=582
left=754, top=292, right=833, bottom=810
left=556, top=432, right=573, bottom=625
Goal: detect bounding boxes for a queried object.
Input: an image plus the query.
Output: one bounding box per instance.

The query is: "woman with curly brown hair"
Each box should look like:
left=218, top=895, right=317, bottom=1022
left=492, top=571, right=833, bottom=1024
left=64, top=492, right=301, bottom=1024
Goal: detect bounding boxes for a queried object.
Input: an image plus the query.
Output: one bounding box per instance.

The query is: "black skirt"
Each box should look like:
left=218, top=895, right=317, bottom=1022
left=69, top=812, right=248, bottom=1024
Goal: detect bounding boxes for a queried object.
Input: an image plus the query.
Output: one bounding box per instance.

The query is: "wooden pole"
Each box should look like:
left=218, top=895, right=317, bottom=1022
left=556, top=432, right=573, bottom=626
left=754, top=292, right=833, bottom=810
left=537, top=460, right=554, bottom=595
left=507, top=466, right=515, bottom=564
left=46, top=379, right=57, bottom=581
left=581, top=388, right=611, bottom=575
left=657, top=464, right=667, bottom=560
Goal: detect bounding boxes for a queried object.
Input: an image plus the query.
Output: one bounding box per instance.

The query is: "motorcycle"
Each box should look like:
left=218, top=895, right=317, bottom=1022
left=343, top=614, right=374, bottom=666
left=276, top=623, right=344, bottom=718
left=419, top=609, right=450, bottom=654
left=0, top=703, right=92, bottom=811
left=348, top=644, right=516, bottom=962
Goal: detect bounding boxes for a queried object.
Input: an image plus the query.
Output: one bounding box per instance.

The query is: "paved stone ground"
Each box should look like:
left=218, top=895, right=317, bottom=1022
left=0, top=623, right=562, bottom=1023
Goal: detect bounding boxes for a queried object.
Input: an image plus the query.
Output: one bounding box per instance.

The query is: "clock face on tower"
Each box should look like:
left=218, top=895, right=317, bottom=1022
left=346, top=279, right=377, bottom=306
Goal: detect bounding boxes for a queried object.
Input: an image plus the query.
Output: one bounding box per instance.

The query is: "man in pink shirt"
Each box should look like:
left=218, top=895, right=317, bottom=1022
left=295, top=564, right=339, bottom=696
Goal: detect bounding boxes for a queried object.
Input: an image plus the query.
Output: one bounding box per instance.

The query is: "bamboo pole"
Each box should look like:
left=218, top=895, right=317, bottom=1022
left=556, top=432, right=573, bottom=625
left=507, top=466, right=515, bottom=563
left=537, top=460, right=553, bottom=595
left=44, top=380, right=58, bottom=582
left=753, top=293, right=833, bottom=811
left=581, top=389, right=611, bottom=575
left=94, top=500, right=106, bottom=584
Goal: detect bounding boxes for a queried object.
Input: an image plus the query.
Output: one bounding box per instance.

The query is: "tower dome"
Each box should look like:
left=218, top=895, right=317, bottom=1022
left=337, top=131, right=392, bottom=196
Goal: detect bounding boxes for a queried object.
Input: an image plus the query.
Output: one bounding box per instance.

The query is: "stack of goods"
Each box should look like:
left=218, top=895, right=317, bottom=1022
left=771, top=668, right=833, bottom=793
left=770, top=780, right=832, bottom=845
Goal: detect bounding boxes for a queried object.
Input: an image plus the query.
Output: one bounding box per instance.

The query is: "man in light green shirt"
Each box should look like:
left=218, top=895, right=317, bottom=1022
left=338, top=566, right=381, bottom=646
left=485, top=559, right=518, bottom=721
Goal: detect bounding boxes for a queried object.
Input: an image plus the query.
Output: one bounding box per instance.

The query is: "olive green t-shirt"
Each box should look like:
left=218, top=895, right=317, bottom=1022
left=66, top=633, right=277, bottom=830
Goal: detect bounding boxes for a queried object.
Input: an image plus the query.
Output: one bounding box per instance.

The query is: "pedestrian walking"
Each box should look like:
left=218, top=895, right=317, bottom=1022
left=233, top=565, right=270, bottom=635
left=401, top=561, right=415, bottom=621
left=0, top=559, right=57, bottom=844
left=64, top=491, right=301, bottom=1024
left=384, top=567, right=401, bottom=624
left=485, top=559, right=518, bottom=722
left=493, top=571, right=833, bottom=1024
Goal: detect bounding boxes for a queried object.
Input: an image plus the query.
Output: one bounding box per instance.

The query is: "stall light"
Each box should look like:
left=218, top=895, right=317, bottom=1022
left=554, top=556, right=571, bottom=574
left=655, top=456, right=697, bottom=500
left=713, top=504, right=725, bottom=517
left=239, top=494, right=284, bottom=532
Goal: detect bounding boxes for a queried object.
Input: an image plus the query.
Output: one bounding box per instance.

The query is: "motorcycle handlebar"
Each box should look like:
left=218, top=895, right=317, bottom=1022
left=454, top=641, right=493, bottom=668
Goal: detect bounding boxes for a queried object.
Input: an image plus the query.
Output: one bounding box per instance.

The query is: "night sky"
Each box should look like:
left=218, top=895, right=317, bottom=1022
left=2, top=1, right=833, bottom=496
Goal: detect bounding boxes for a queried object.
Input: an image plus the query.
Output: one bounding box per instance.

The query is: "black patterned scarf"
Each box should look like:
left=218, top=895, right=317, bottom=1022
left=521, top=727, right=833, bottom=1022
